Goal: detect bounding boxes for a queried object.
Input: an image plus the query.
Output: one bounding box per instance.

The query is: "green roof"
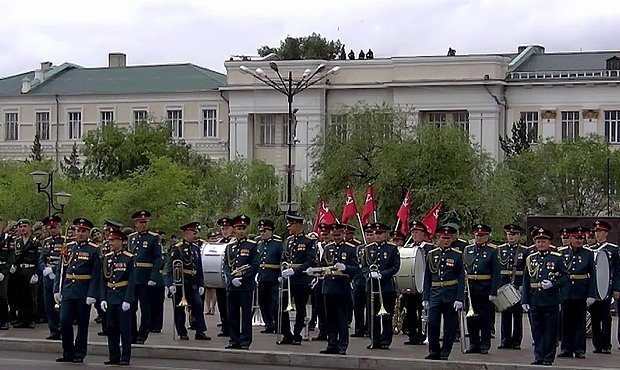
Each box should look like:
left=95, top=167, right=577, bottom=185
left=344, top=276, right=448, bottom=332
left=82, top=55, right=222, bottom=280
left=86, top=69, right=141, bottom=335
left=0, top=63, right=226, bottom=96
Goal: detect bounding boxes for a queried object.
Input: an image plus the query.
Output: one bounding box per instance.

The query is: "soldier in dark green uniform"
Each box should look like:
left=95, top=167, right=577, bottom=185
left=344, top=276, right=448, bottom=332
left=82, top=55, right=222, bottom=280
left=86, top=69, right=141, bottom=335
left=343, top=224, right=361, bottom=328
left=317, top=223, right=358, bottom=355
left=100, top=228, right=136, bottom=366
left=150, top=230, right=166, bottom=333
left=256, top=219, right=283, bottom=334
left=463, top=224, right=500, bottom=354
left=362, top=222, right=401, bottom=350
left=54, top=218, right=101, bottom=363
left=12, top=219, right=42, bottom=328
left=4, top=221, right=18, bottom=324
left=522, top=227, right=568, bottom=366
left=215, top=217, right=233, bottom=337
left=127, top=210, right=162, bottom=344
left=38, top=216, right=65, bottom=339
left=96, top=220, right=124, bottom=337
left=423, top=225, right=464, bottom=360
left=277, top=214, right=317, bottom=345
left=557, top=226, right=596, bottom=358
left=0, top=219, right=14, bottom=330
left=310, top=223, right=331, bottom=340
left=351, top=225, right=375, bottom=337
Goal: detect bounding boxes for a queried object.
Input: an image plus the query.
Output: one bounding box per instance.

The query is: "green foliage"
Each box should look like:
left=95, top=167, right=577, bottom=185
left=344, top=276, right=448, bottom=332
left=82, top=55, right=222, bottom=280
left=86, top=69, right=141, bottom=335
left=29, top=134, right=44, bottom=162
left=61, top=143, right=83, bottom=182
left=499, top=119, right=533, bottom=157
left=258, top=33, right=342, bottom=60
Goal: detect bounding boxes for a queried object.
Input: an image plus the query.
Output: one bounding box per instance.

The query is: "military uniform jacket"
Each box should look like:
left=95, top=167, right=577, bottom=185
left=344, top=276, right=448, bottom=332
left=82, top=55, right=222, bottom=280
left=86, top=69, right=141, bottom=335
left=128, top=231, right=163, bottom=284
left=0, top=233, right=15, bottom=273
left=223, top=237, right=259, bottom=291
left=54, top=240, right=101, bottom=300
left=496, top=243, right=530, bottom=288
left=522, top=250, right=568, bottom=307
left=165, top=240, right=204, bottom=289
left=451, top=239, right=467, bottom=252
left=38, top=235, right=66, bottom=273
left=321, top=241, right=358, bottom=295
left=592, top=242, right=620, bottom=295
left=14, top=235, right=41, bottom=271
left=282, top=232, right=317, bottom=286
left=257, top=236, right=283, bottom=283
left=100, top=250, right=136, bottom=305
left=362, top=241, right=401, bottom=293
left=423, top=247, right=465, bottom=303
left=558, top=246, right=596, bottom=300
left=353, top=244, right=367, bottom=287
left=463, top=243, right=500, bottom=296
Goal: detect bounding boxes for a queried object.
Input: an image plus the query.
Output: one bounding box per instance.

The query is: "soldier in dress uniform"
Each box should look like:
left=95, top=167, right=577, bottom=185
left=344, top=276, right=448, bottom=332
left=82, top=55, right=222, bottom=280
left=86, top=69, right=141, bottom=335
left=422, top=225, right=464, bottom=360
left=557, top=226, right=597, bottom=359
left=343, top=224, right=361, bottom=327
left=54, top=218, right=101, bottom=363
left=38, top=216, right=65, bottom=340
left=463, top=224, right=500, bottom=354
left=317, top=223, right=358, bottom=355
left=96, top=220, right=123, bottom=337
left=351, top=225, right=375, bottom=337
left=0, top=219, right=14, bottom=330
left=4, top=221, right=18, bottom=324
left=12, top=219, right=42, bottom=328
left=150, top=231, right=166, bottom=334
left=100, top=228, right=136, bottom=366
left=277, top=213, right=317, bottom=345
left=496, top=224, right=530, bottom=350
left=215, top=217, right=233, bottom=337
left=362, top=222, right=401, bottom=350
left=589, top=220, right=620, bottom=354
left=559, top=228, right=570, bottom=248
left=166, top=221, right=209, bottom=341
left=586, top=228, right=597, bottom=248
left=522, top=227, right=568, bottom=366
left=256, top=219, right=283, bottom=334
left=310, top=223, right=331, bottom=340
left=223, top=215, right=259, bottom=349
left=127, top=210, right=162, bottom=345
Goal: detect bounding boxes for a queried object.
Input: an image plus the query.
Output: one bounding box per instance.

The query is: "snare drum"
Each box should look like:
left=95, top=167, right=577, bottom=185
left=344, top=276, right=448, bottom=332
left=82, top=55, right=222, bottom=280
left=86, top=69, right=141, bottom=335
left=494, top=283, right=521, bottom=312
left=201, top=242, right=227, bottom=288
left=594, top=250, right=611, bottom=300
left=396, top=246, right=426, bottom=293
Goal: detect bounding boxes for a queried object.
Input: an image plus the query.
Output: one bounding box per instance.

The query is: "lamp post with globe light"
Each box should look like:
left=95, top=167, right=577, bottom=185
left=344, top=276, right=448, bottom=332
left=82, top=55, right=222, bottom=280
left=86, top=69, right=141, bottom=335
left=30, top=171, right=71, bottom=217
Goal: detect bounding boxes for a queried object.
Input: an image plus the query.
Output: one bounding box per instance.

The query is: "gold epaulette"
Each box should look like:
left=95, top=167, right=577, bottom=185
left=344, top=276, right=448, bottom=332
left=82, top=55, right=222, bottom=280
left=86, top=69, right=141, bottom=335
left=458, top=238, right=467, bottom=243
left=364, top=242, right=377, bottom=248
left=148, top=231, right=158, bottom=237
left=128, top=231, right=138, bottom=237
left=551, top=251, right=562, bottom=257
left=105, top=251, right=114, bottom=257
left=123, top=251, right=134, bottom=257
left=487, top=243, right=497, bottom=249
left=386, top=242, right=397, bottom=247
left=428, top=247, right=440, bottom=254
left=43, top=236, right=52, bottom=242
left=584, top=246, right=593, bottom=252
left=174, top=242, right=184, bottom=248
left=273, top=234, right=282, bottom=241
left=246, top=239, right=257, bottom=244
left=344, top=241, right=356, bottom=248
left=557, top=246, right=568, bottom=251
left=88, top=242, right=100, bottom=248
left=451, top=247, right=462, bottom=254
left=307, top=233, right=317, bottom=240
left=352, top=238, right=362, bottom=244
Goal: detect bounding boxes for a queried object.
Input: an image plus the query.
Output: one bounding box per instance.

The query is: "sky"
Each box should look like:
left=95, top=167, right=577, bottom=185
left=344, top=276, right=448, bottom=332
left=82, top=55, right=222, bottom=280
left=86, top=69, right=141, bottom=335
left=1, top=0, right=620, bottom=77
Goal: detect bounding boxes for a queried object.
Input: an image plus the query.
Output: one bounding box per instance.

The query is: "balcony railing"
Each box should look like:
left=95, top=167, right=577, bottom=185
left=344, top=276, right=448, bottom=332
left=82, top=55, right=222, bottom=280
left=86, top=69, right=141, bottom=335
left=507, top=69, right=620, bottom=81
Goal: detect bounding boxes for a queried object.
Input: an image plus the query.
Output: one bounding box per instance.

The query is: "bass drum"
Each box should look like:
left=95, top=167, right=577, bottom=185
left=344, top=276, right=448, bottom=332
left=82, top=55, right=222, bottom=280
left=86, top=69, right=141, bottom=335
left=595, top=250, right=611, bottom=300
left=396, top=246, right=426, bottom=293
left=201, top=242, right=227, bottom=289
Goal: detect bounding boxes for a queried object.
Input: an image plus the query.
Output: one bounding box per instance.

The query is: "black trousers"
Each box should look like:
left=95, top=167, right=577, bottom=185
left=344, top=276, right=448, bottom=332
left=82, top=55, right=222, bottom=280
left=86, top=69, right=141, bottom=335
left=467, top=294, right=493, bottom=350
left=36, top=279, right=45, bottom=322
left=404, top=292, right=424, bottom=341
left=280, top=283, right=310, bottom=339
left=313, top=281, right=326, bottom=334
left=131, top=284, right=152, bottom=341
left=106, top=303, right=132, bottom=363
left=590, top=298, right=612, bottom=351
left=60, top=298, right=91, bottom=360
left=500, top=301, right=523, bottom=347
left=367, top=289, right=396, bottom=347
left=428, top=301, right=458, bottom=358
left=15, top=268, right=37, bottom=324
left=531, top=305, right=559, bottom=363
left=227, top=289, right=253, bottom=347
left=0, top=271, right=8, bottom=324
left=258, top=281, right=278, bottom=331
left=172, top=285, right=206, bottom=336
left=325, top=292, right=350, bottom=351
left=216, top=288, right=228, bottom=334
left=352, top=285, right=367, bottom=335
left=43, top=276, right=60, bottom=336
left=149, top=285, right=165, bottom=331
left=561, top=299, right=586, bottom=355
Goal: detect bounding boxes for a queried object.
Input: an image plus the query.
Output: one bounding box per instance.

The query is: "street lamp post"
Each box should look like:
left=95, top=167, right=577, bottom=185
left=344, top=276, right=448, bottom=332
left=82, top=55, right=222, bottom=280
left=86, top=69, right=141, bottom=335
left=30, top=171, right=72, bottom=217
left=240, top=61, right=340, bottom=214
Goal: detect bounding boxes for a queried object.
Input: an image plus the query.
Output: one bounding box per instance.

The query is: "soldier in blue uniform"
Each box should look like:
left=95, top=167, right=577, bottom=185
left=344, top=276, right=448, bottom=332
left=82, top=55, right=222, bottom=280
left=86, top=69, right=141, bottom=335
left=150, top=231, right=166, bottom=333
left=256, top=219, right=283, bottom=334
left=215, top=217, right=233, bottom=337
left=463, top=224, right=500, bottom=354
left=496, top=224, right=530, bottom=350
left=423, top=225, right=464, bottom=360
left=127, top=210, right=163, bottom=345
left=310, top=223, right=331, bottom=341
left=12, top=219, right=42, bottom=328
left=0, top=219, right=15, bottom=330
left=362, top=222, right=401, bottom=350
left=223, top=215, right=259, bottom=349
left=522, top=227, right=568, bottom=366
left=38, top=216, right=64, bottom=340
left=343, top=224, right=361, bottom=327
left=557, top=226, right=597, bottom=359
left=351, top=225, right=375, bottom=338
left=54, top=218, right=101, bottom=363
left=166, top=221, right=209, bottom=341
left=277, top=214, right=317, bottom=345
left=100, top=228, right=136, bottom=366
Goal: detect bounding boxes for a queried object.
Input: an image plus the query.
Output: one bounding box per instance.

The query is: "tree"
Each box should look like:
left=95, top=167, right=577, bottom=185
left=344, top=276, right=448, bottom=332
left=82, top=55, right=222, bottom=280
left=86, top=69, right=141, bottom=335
left=257, top=33, right=342, bottom=60
left=61, top=143, right=83, bottom=182
left=29, top=134, right=44, bottom=162
left=499, top=119, right=533, bottom=157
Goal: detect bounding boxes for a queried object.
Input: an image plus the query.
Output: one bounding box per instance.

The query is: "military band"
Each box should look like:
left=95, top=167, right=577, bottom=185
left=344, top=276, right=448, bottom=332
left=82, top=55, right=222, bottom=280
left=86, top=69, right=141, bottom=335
left=215, top=217, right=233, bottom=338
left=256, top=219, right=283, bottom=334
left=38, top=216, right=64, bottom=340
left=13, top=219, right=41, bottom=328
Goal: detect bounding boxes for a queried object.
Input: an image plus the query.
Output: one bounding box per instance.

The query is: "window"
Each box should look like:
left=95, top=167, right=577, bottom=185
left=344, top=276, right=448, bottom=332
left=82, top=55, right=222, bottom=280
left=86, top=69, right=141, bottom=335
left=133, top=109, right=148, bottom=126
left=100, top=110, right=114, bottom=126
left=202, top=108, right=217, bottom=137
left=520, top=111, right=539, bottom=143
left=428, top=112, right=447, bottom=127
left=453, top=112, right=470, bottom=133
left=605, top=110, right=620, bottom=143
left=35, top=111, right=50, bottom=140
left=561, top=111, right=580, bottom=141
left=4, top=112, right=18, bottom=141
left=330, top=114, right=348, bottom=142
left=606, top=57, right=620, bottom=70
left=68, top=111, right=82, bottom=139
left=166, top=109, right=183, bottom=138
left=258, top=114, right=277, bottom=145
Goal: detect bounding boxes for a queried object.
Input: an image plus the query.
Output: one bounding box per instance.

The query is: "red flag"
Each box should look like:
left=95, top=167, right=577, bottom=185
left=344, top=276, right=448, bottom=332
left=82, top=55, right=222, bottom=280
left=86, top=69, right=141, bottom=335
left=396, top=190, right=412, bottom=235
left=314, top=196, right=338, bottom=232
left=341, top=186, right=359, bottom=224
left=422, top=201, right=442, bottom=235
left=361, top=184, right=376, bottom=225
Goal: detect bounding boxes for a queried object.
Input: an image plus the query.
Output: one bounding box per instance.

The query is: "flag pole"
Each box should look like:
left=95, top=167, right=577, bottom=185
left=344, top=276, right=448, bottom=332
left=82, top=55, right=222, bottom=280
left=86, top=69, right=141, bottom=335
left=356, top=213, right=367, bottom=244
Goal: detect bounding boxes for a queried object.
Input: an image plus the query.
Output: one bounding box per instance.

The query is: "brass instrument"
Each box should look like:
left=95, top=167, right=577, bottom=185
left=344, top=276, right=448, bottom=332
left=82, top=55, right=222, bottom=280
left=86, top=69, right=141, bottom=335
left=231, top=264, right=250, bottom=277
left=281, top=262, right=294, bottom=312
left=458, top=271, right=477, bottom=353
left=172, top=259, right=189, bottom=308
left=392, top=293, right=407, bottom=335
left=304, top=266, right=343, bottom=277
left=54, top=226, right=70, bottom=311
left=464, top=273, right=476, bottom=318
left=370, top=264, right=388, bottom=316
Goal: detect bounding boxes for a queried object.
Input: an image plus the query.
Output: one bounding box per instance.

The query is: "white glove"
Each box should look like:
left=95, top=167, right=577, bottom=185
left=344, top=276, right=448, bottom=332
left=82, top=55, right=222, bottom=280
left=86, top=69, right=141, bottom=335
left=522, top=304, right=530, bottom=312
left=232, top=278, right=242, bottom=287
left=54, top=293, right=61, bottom=304
left=0, top=273, right=4, bottom=282
left=277, top=277, right=283, bottom=283
left=453, top=301, right=463, bottom=311
left=86, top=297, right=96, bottom=305
left=43, top=267, right=53, bottom=277
left=147, top=280, right=157, bottom=287
left=198, top=287, right=205, bottom=296
left=169, top=285, right=177, bottom=295
left=370, top=271, right=382, bottom=279
left=422, top=300, right=430, bottom=310
left=122, top=302, right=130, bottom=311
left=587, top=297, right=596, bottom=307
left=305, top=268, right=315, bottom=276
left=100, top=301, right=108, bottom=312
left=165, top=286, right=170, bottom=296
left=48, top=272, right=56, bottom=280
left=282, top=268, right=295, bottom=278
left=30, top=275, right=39, bottom=284
left=489, top=295, right=497, bottom=302
left=9, top=265, right=16, bottom=274
left=541, top=279, right=553, bottom=290
left=334, top=262, right=346, bottom=271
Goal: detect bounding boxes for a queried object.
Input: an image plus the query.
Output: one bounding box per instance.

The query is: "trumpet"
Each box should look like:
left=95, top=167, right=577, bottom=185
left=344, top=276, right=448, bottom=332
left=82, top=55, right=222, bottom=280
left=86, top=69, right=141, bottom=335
left=281, top=262, right=294, bottom=312
left=172, top=260, right=189, bottom=308
left=304, top=266, right=343, bottom=277
left=232, top=264, right=250, bottom=277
